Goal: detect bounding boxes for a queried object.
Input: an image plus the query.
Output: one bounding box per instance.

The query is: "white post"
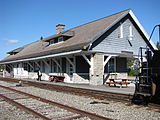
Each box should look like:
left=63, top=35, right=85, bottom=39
left=103, top=55, right=113, bottom=67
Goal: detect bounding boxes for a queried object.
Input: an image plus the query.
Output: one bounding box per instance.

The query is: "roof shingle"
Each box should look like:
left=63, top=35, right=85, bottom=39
left=1, top=9, right=130, bottom=63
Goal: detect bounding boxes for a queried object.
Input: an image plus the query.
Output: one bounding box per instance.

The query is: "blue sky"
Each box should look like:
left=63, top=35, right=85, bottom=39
left=0, top=0, right=160, bottom=60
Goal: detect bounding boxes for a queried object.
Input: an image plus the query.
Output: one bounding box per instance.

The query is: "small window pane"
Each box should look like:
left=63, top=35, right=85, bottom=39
left=58, top=37, right=63, bottom=42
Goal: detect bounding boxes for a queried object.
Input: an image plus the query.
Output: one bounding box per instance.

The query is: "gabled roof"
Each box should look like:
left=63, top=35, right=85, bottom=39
left=0, top=9, right=156, bottom=64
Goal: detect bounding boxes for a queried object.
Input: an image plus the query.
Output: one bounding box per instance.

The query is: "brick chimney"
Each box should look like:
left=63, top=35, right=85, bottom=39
left=56, top=24, right=65, bottom=34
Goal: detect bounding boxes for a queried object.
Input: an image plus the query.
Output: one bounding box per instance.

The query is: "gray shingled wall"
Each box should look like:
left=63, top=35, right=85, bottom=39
left=91, top=18, right=147, bottom=56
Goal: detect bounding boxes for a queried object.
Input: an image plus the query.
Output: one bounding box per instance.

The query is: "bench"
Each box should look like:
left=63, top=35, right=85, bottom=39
left=106, top=78, right=129, bottom=88
left=49, top=75, right=65, bottom=82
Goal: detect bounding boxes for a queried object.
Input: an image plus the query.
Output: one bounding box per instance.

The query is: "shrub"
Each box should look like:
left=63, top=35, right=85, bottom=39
left=128, top=69, right=139, bottom=76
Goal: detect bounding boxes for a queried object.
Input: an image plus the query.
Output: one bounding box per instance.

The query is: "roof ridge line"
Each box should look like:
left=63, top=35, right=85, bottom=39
left=44, top=9, right=130, bottom=41
left=68, top=9, right=131, bottom=31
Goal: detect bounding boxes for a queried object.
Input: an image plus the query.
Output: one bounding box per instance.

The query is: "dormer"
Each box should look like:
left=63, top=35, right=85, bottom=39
left=7, top=47, right=24, bottom=55
left=44, top=30, right=75, bottom=45
left=43, top=24, right=75, bottom=45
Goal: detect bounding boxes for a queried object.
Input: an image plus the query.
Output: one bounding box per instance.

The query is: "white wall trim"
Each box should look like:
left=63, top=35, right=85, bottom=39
left=129, top=10, right=157, bottom=50
left=1, top=50, right=82, bottom=64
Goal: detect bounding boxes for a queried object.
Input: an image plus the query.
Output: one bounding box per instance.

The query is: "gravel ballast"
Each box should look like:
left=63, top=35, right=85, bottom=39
left=0, top=100, right=41, bottom=120
left=0, top=81, right=160, bottom=120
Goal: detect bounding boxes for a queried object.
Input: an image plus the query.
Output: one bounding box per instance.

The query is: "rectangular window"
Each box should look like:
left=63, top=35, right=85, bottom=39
left=54, top=38, right=58, bottom=44
left=50, top=39, right=54, bottom=45
left=129, top=25, right=133, bottom=40
left=58, top=36, right=63, bottom=42
left=120, top=23, right=123, bottom=38
left=129, top=25, right=133, bottom=36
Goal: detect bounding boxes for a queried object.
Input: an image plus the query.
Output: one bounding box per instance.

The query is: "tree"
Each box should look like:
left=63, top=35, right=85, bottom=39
left=127, top=60, right=139, bottom=76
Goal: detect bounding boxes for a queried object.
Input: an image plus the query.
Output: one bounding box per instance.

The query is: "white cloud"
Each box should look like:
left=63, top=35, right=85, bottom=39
left=7, top=39, right=19, bottom=44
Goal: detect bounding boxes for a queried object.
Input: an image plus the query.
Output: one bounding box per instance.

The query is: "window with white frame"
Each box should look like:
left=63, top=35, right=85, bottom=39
left=49, top=37, right=63, bottom=46
left=120, top=23, right=123, bottom=38
left=129, top=25, right=133, bottom=40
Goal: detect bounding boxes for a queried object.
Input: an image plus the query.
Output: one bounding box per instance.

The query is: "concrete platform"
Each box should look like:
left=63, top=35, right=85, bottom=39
left=20, top=78, right=135, bottom=95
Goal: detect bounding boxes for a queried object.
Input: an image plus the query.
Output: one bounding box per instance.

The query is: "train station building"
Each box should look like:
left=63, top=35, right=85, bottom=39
left=0, top=9, right=157, bottom=85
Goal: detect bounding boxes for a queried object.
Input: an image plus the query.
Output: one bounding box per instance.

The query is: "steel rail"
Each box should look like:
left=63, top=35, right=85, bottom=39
left=0, top=77, right=132, bottom=102
left=28, top=81, right=132, bottom=102
left=0, top=93, right=51, bottom=120
left=0, top=84, right=112, bottom=120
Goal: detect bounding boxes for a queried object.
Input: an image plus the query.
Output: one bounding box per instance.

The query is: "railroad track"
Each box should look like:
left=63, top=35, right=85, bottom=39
left=0, top=77, right=133, bottom=103
left=0, top=84, right=111, bottom=120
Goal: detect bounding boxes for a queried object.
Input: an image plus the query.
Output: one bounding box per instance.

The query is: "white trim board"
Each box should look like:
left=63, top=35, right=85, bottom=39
left=0, top=50, right=82, bottom=64
left=129, top=10, right=157, bottom=50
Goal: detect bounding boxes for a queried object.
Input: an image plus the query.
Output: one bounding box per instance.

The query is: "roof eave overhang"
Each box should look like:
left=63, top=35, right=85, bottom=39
left=0, top=50, right=82, bottom=64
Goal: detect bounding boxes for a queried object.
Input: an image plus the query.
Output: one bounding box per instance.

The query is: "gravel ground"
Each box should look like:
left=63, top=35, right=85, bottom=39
left=15, top=98, right=79, bottom=119
left=0, top=81, right=160, bottom=120
left=0, top=100, right=41, bottom=120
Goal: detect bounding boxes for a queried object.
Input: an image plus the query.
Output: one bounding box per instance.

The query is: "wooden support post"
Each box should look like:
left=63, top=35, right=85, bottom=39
left=42, top=59, right=50, bottom=68
left=52, top=58, right=61, bottom=70
left=9, top=64, right=14, bottom=68
left=65, top=57, right=75, bottom=67
left=103, top=55, right=113, bottom=67
left=6, top=64, right=12, bottom=71
left=27, top=62, right=34, bottom=69
left=82, top=54, right=91, bottom=66
left=34, top=61, right=40, bottom=68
